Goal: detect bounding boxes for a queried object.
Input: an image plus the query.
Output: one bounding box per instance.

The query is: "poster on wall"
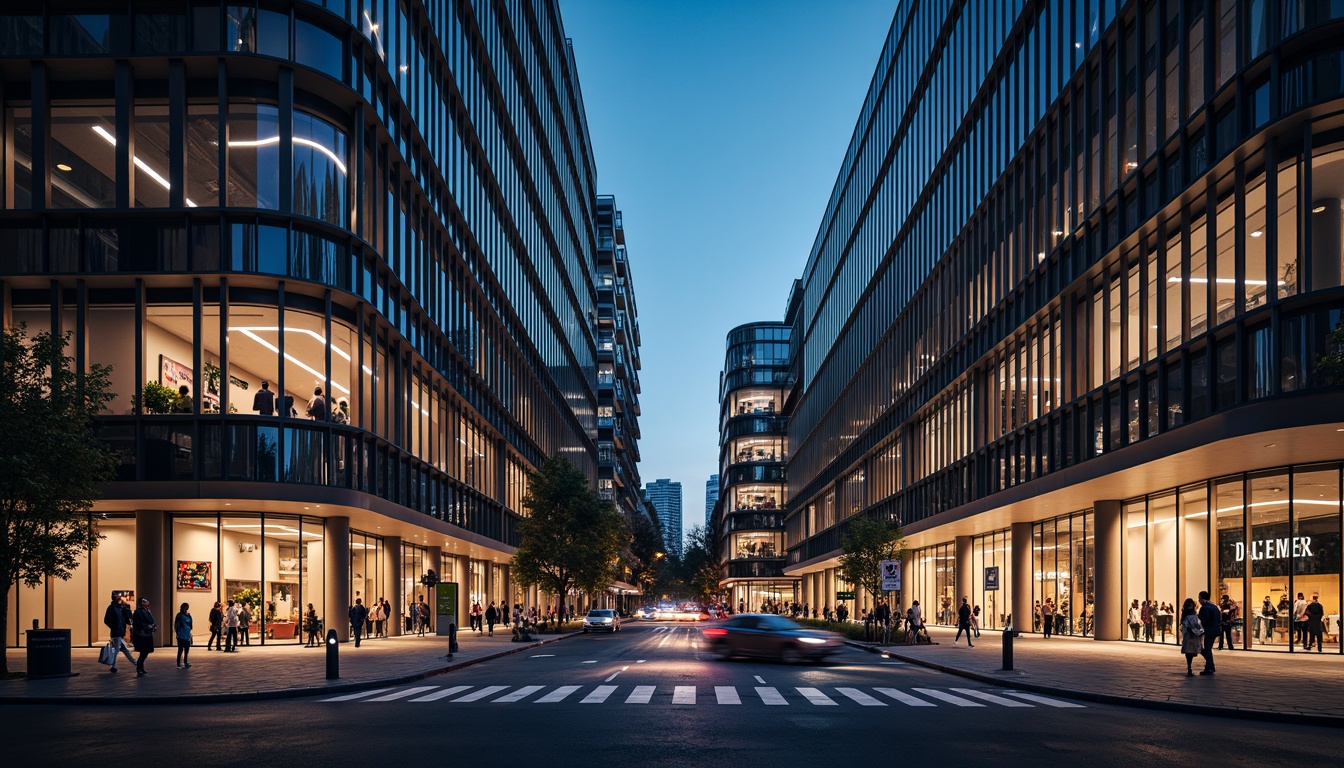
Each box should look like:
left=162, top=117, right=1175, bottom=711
left=160, top=354, right=193, bottom=395
left=176, top=560, right=212, bottom=591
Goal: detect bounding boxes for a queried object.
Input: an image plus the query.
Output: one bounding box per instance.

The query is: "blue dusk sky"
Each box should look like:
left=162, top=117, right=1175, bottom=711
left=560, top=0, right=896, bottom=531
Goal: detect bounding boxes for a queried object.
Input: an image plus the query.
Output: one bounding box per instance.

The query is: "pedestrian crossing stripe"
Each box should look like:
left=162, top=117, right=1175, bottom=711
left=320, top=684, right=1086, bottom=708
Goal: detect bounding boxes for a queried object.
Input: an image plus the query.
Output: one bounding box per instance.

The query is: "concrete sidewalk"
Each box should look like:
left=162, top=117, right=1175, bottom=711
left=0, top=627, right=580, bottom=705
left=851, top=625, right=1344, bottom=726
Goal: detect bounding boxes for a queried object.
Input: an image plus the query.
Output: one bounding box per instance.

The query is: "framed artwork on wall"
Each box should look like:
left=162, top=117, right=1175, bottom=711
left=176, top=560, right=212, bottom=591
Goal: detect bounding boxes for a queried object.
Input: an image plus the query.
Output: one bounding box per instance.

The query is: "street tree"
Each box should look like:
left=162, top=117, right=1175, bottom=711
left=0, top=325, right=120, bottom=677
left=680, top=524, right=724, bottom=603
left=510, top=455, right=627, bottom=618
left=624, top=510, right=665, bottom=600
left=837, top=515, right=906, bottom=611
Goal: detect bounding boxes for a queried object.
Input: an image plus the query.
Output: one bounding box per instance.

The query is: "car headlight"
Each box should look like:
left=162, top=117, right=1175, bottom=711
left=797, top=637, right=825, bottom=645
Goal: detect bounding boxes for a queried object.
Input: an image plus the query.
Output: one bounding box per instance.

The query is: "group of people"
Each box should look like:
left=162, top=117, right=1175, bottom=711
left=203, top=599, right=254, bottom=652
left=347, top=596, right=432, bottom=646
left=250, top=380, right=350, bottom=423
left=1127, top=599, right=1180, bottom=642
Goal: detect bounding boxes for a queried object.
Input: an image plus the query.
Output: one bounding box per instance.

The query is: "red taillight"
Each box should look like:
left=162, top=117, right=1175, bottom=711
left=702, top=628, right=728, bottom=637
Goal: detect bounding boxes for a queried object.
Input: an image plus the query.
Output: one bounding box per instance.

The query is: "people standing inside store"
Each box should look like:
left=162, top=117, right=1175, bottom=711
left=417, top=597, right=430, bottom=634
left=1141, top=599, right=1154, bottom=642
left=369, top=598, right=384, bottom=638
left=349, top=598, right=368, bottom=647
left=1259, top=596, right=1278, bottom=645
left=1040, top=598, right=1054, bottom=638
left=102, top=593, right=136, bottom=673
left=206, top=601, right=223, bottom=651
left=306, top=386, right=327, bottom=420
left=1197, top=591, right=1221, bottom=675
left=954, top=597, right=974, bottom=647
left=305, top=604, right=321, bottom=647
left=1179, top=598, right=1204, bottom=676
left=131, top=598, right=157, bottom=676
left=1305, top=594, right=1326, bottom=652
left=223, top=599, right=240, bottom=652
left=485, top=601, right=498, bottom=636
left=252, top=380, right=276, bottom=415
left=238, top=601, right=253, bottom=646
left=1293, top=592, right=1309, bottom=649
left=174, top=603, right=193, bottom=669
left=1128, top=599, right=1142, bottom=641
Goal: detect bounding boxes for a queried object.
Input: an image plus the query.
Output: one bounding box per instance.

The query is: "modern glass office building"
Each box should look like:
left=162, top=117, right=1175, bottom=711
left=712, top=319, right=794, bottom=613
left=0, top=1, right=638, bottom=647
left=783, top=0, right=1344, bottom=651
left=644, top=479, right=683, bottom=560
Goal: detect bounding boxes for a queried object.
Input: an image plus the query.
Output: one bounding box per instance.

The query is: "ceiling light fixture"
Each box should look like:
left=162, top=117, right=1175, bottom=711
left=1312, top=205, right=1327, bottom=213
left=56, top=163, right=72, bottom=172
left=1250, top=230, right=1262, bottom=237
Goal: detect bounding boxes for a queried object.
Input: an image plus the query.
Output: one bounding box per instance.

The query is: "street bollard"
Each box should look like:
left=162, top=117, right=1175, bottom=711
left=1002, top=625, right=1021, bottom=671
left=325, top=629, right=339, bottom=679
left=447, top=622, right=459, bottom=659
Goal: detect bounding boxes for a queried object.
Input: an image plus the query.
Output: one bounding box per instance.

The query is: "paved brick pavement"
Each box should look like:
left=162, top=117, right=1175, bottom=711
left=1, top=626, right=578, bottom=704
left=858, top=625, right=1344, bottom=724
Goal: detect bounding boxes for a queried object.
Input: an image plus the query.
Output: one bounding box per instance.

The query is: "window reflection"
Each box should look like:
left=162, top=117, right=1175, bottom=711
left=226, top=104, right=280, bottom=209
left=51, top=105, right=116, bottom=209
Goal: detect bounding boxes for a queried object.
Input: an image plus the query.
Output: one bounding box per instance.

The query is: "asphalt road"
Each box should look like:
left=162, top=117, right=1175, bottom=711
left=5, top=622, right=1343, bottom=766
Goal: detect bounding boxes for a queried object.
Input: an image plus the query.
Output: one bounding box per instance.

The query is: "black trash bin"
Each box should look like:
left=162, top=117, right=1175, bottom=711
left=25, top=629, right=74, bottom=679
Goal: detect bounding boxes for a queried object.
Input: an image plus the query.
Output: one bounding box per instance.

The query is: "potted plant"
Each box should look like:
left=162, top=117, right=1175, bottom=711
left=137, top=381, right=183, bottom=414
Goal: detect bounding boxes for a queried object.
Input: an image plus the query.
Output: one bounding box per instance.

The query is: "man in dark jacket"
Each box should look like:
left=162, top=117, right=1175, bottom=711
left=955, top=597, right=974, bottom=647
left=252, top=380, right=276, bottom=415
left=349, top=599, right=369, bottom=647
left=131, top=598, right=158, bottom=676
left=102, top=594, right=136, bottom=673
left=1197, top=591, right=1222, bottom=675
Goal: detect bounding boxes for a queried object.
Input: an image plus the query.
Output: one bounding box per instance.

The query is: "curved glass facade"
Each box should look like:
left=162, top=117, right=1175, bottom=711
left=781, top=1, right=1344, bottom=648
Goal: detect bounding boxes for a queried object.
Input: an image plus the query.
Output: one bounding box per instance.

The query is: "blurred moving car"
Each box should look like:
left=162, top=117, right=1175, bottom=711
left=582, top=609, right=621, bottom=633
left=637, top=606, right=659, bottom=621
left=665, top=607, right=710, bottom=622
left=701, top=614, right=843, bottom=663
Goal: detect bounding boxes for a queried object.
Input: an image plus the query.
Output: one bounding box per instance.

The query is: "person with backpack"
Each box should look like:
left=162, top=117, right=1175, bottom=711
left=102, top=593, right=136, bottom=673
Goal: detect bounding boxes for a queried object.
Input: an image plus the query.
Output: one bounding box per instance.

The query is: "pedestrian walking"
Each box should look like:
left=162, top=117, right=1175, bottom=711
left=206, top=601, right=223, bottom=650
left=471, top=601, right=484, bottom=634
left=485, top=601, right=498, bottom=636
left=174, top=602, right=193, bottom=668
left=1197, top=590, right=1221, bottom=675
left=1179, top=598, right=1204, bottom=676
left=1041, top=598, right=1054, bottom=638
left=955, top=597, right=974, bottom=647
left=971, top=604, right=981, bottom=638
left=349, top=598, right=369, bottom=647
left=102, top=593, right=136, bottom=673
left=238, top=601, right=253, bottom=646
left=305, top=603, right=321, bottom=647
left=417, top=597, right=430, bottom=635
left=1306, top=594, right=1326, bottom=652
left=223, top=599, right=240, bottom=652
left=131, top=598, right=157, bottom=676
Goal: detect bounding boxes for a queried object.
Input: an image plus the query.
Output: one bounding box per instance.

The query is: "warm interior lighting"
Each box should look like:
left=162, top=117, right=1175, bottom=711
left=228, top=325, right=352, bottom=395
left=1313, top=205, right=1327, bottom=213
left=92, top=125, right=198, bottom=206
left=1250, top=230, right=1262, bottom=237
left=56, top=163, right=72, bottom=172
left=1168, top=276, right=1282, bottom=286
left=224, top=135, right=348, bottom=175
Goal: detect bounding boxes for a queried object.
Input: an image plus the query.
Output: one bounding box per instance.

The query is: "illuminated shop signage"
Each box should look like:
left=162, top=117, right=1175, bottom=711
left=1218, top=520, right=1340, bottom=578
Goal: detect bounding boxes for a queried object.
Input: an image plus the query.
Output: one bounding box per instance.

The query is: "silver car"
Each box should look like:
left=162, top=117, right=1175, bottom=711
left=582, top=609, right=621, bottom=633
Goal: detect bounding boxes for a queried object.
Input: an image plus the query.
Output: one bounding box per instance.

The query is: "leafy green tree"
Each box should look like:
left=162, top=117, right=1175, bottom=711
left=624, top=510, right=665, bottom=600
left=679, top=524, right=724, bottom=603
left=1314, top=321, right=1344, bottom=386
left=837, top=515, right=906, bottom=611
left=0, top=325, right=119, bottom=677
left=511, top=456, right=627, bottom=617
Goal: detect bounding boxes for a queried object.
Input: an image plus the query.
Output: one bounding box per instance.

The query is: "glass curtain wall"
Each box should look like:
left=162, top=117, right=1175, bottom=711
left=1033, top=513, right=1094, bottom=636
left=970, top=530, right=1012, bottom=630
left=349, top=531, right=385, bottom=637
left=908, top=542, right=957, bottom=626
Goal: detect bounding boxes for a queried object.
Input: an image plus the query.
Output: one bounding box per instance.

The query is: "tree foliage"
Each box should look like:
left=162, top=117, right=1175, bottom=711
left=677, top=524, right=724, bottom=602
left=510, top=455, right=628, bottom=608
left=1314, top=321, right=1344, bottom=386
left=837, top=515, right=906, bottom=608
left=0, top=325, right=120, bottom=676
left=624, top=510, right=665, bottom=598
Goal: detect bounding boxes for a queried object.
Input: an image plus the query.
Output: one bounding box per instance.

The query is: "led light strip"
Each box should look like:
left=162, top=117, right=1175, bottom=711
left=92, top=125, right=199, bottom=207
left=225, top=135, right=348, bottom=174
left=229, top=326, right=351, bottom=395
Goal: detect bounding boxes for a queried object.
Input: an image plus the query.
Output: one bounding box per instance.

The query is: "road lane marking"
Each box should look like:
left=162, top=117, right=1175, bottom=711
left=626, top=685, right=655, bottom=704
left=913, top=688, right=983, bottom=707
left=951, top=688, right=1033, bottom=707
left=365, top=686, right=438, bottom=702
left=658, top=632, right=672, bottom=648
left=321, top=688, right=395, bottom=702
left=604, top=666, right=627, bottom=682
left=880, top=661, right=907, bottom=665
left=754, top=676, right=767, bottom=684
left=492, top=685, right=543, bottom=703
left=1002, top=691, right=1087, bottom=708
left=534, top=685, right=581, bottom=703
left=582, top=660, right=597, bottom=664
left=873, top=687, right=935, bottom=706
left=408, top=685, right=472, bottom=702
left=672, top=685, right=696, bottom=704
left=835, top=687, right=887, bottom=706
left=636, top=660, right=647, bottom=663
left=452, top=685, right=509, bottom=702
left=581, top=685, right=618, bottom=703
left=529, top=654, right=555, bottom=658
left=715, top=686, right=741, bottom=704
left=796, top=687, right=838, bottom=706
left=755, top=687, right=788, bottom=705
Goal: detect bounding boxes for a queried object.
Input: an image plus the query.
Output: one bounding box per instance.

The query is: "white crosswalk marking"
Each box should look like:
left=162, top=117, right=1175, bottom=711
left=493, top=685, right=543, bottom=703
left=796, top=687, right=838, bottom=706
left=365, top=686, right=438, bottom=702
left=1002, top=691, right=1087, bottom=708
left=913, top=688, right=983, bottom=707
left=321, top=687, right=395, bottom=702
left=951, top=688, right=1033, bottom=707
left=452, top=685, right=509, bottom=702
left=582, top=685, right=618, bottom=703
left=535, top=685, right=582, bottom=703
left=715, top=686, right=740, bottom=704
left=408, top=685, right=472, bottom=702
left=835, top=687, right=887, bottom=706
left=672, top=685, right=696, bottom=704
left=626, top=685, right=655, bottom=704
left=755, top=686, right=788, bottom=705
left=874, top=687, right=936, bottom=706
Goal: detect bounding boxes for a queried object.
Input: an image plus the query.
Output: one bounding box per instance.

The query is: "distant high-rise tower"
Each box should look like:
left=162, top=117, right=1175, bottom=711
left=705, top=475, right=720, bottom=527
left=644, top=480, right=684, bottom=559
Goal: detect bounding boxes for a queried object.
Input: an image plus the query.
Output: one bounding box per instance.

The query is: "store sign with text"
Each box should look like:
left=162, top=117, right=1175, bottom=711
left=1218, top=519, right=1341, bottom=578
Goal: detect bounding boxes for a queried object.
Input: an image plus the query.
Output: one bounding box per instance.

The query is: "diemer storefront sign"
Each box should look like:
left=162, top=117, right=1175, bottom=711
left=1219, top=520, right=1341, bottom=578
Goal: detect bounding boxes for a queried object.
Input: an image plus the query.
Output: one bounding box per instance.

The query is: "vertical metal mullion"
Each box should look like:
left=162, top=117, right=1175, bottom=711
left=31, top=62, right=49, bottom=210
left=278, top=68, right=294, bottom=213
left=116, top=61, right=133, bottom=209
left=134, top=279, right=145, bottom=478
left=220, top=277, right=230, bottom=473
left=168, top=61, right=185, bottom=209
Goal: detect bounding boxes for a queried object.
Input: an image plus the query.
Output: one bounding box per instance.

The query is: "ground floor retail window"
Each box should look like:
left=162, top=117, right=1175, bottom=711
left=971, top=530, right=1012, bottom=630
left=1033, top=514, right=1095, bottom=637
left=908, top=542, right=956, bottom=625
